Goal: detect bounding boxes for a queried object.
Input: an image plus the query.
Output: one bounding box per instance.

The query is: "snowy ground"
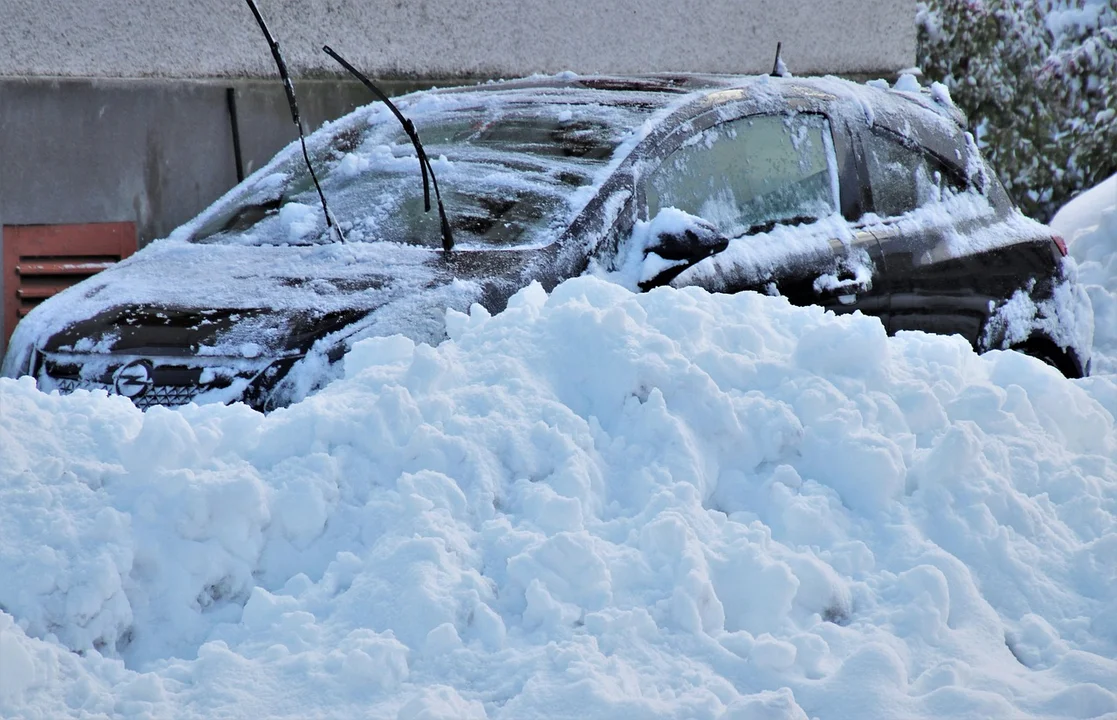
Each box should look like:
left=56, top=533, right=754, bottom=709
left=3, top=242, right=1117, bottom=718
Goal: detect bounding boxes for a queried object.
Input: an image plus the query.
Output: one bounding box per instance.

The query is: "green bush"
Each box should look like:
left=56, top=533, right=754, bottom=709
left=917, top=0, right=1117, bottom=222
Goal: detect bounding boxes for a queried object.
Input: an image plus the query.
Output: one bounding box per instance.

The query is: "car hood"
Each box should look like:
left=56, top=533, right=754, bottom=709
left=39, top=305, right=372, bottom=359
left=6, top=238, right=530, bottom=370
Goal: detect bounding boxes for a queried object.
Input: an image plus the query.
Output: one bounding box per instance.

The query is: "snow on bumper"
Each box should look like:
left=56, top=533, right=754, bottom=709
left=981, top=257, right=1095, bottom=374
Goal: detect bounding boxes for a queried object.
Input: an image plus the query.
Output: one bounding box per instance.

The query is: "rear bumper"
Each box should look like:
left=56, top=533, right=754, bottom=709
left=980, top=258, right=1094, bottom=377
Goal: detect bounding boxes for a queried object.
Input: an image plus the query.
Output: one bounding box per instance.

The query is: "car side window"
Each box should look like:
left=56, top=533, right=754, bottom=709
left=864, top=130, right=967, bottom=217
left=645, top=113, right=839, bottom=237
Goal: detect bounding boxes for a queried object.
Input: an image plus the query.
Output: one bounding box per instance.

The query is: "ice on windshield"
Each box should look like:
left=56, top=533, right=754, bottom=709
left=190, top=93, right=663, bottom=249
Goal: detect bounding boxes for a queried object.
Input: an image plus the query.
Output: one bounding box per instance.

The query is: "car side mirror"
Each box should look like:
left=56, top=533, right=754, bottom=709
left=645, top=214, right=729, bottom=261
left=638, top=209, right=729, bottom=290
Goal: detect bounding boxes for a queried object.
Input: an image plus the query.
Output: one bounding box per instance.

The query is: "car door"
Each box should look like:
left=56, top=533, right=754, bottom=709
left=857, top=124, right=982, bottom=342
left=631, top=107, right=889, bottom=321
left=856, top=122, right=1055, bottom=348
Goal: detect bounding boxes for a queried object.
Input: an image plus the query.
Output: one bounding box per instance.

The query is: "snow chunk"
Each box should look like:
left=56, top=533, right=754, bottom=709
left=893, top=73, right=922, bottom=93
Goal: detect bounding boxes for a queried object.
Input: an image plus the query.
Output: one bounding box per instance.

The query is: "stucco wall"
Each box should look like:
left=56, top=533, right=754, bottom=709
left=1, top=0, right=915, bottom=78
left=0, top=78, right=383, bottom=242
left=0, top=76, right=395, bottom=353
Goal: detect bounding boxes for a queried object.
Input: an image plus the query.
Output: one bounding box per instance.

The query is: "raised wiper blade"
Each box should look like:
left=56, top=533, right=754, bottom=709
left=322, top=45, right=454, bottom=253
left=243, top=0, right=344, bottom=243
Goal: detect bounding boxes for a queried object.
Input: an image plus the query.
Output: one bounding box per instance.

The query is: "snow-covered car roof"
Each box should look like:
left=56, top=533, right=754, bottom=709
left=173, top=72, right=970, bottom=251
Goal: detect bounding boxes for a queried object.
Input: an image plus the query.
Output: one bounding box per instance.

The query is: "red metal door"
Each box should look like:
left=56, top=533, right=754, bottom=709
left=3, top=222, right=137, bottom=347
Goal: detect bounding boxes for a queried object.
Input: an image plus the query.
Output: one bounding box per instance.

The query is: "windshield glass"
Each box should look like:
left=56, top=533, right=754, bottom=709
left=189, top=91, right=661, bottom=249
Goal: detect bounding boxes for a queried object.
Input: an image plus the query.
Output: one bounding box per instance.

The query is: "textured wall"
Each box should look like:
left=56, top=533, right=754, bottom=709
left=0, top=0, right=915, bottom=78
left=0, top=78, right=384, bottom=242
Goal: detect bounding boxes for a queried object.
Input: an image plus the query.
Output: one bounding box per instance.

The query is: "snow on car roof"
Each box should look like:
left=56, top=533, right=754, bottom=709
left=171, top=71, right=969, bottom=250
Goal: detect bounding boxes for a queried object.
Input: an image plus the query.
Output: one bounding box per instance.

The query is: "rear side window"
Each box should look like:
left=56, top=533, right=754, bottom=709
left=864, top=130, right=966, bottom=217
left=645, top=113, right=839, bottom=237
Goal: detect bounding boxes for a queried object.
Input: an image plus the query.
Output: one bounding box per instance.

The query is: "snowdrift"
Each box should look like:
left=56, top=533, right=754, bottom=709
left=1052, top=172, right=1117, bottom=375
left=2, top=277, right=1116, bottom=719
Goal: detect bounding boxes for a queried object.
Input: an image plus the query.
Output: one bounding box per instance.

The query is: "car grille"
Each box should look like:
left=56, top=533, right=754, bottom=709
left=36, top=353, right=268, bottom=411
left=50, top=376, right=202, bottom=409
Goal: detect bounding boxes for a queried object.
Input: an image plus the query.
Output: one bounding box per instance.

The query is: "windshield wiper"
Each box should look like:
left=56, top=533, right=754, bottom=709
left=322, top=45, right=454, bottom=253
left=243, top=0, right=344, bottom=243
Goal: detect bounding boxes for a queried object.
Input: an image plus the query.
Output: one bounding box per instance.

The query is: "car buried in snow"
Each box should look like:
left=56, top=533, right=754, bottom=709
left=1, top=72, right=1094, bottom=411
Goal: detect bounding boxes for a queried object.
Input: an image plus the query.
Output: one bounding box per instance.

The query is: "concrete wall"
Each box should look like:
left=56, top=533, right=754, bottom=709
left=0, top=78, right=427, bottom=242
left=1, top=0, right=915, bottom=79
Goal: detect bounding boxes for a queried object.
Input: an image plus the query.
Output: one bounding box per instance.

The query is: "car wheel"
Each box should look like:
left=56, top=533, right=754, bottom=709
left=1010, top=336, right=1082, bottom=379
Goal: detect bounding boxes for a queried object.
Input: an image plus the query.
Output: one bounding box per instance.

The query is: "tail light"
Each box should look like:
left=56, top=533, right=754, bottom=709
left=1052, top=234, right=1068, bottom=257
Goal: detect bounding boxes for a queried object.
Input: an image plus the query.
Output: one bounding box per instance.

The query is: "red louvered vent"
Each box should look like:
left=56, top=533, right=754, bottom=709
left=3, top=223, right=137, bottom=347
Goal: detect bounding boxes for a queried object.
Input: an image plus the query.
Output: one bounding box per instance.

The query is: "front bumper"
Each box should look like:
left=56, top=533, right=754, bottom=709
left=31, top=351, right=292, bottom=410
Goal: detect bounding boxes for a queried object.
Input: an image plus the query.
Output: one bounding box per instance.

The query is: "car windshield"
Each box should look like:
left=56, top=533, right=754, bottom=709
left=189, top=93, right=659, bottom=249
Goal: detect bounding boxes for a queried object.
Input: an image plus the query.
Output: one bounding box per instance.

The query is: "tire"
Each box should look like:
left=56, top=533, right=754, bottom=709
left=1010, top=336, right=1083, bottom=379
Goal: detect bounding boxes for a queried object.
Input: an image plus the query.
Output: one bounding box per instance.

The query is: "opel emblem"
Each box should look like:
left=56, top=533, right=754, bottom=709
left=113, top=360, right=154, bottom=399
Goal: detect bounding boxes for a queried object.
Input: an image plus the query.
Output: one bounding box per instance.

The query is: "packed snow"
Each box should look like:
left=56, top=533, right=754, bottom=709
left=3, top=272, right=1117, bottom=719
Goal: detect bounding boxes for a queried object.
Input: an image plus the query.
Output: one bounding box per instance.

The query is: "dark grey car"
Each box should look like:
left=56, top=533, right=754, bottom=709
left=1, top=73, right=1093, bottom=411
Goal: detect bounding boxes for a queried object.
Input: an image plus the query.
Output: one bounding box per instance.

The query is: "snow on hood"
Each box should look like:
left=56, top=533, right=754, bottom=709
left=2, top=239, right=483, bottom=370
left=2, top=276, right=1116, bottom=719
left=1052, top=173, right=1117, bottom=375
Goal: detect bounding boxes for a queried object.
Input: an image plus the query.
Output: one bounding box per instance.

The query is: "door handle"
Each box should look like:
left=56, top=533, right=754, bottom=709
left=813, top=270, right=871, bottom=296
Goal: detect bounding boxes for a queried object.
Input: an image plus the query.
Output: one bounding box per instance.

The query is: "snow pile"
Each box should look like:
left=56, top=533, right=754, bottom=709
left=1052, top=172, right=1117, bottom=374
left=2, top=277, right=1117, bottom=719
